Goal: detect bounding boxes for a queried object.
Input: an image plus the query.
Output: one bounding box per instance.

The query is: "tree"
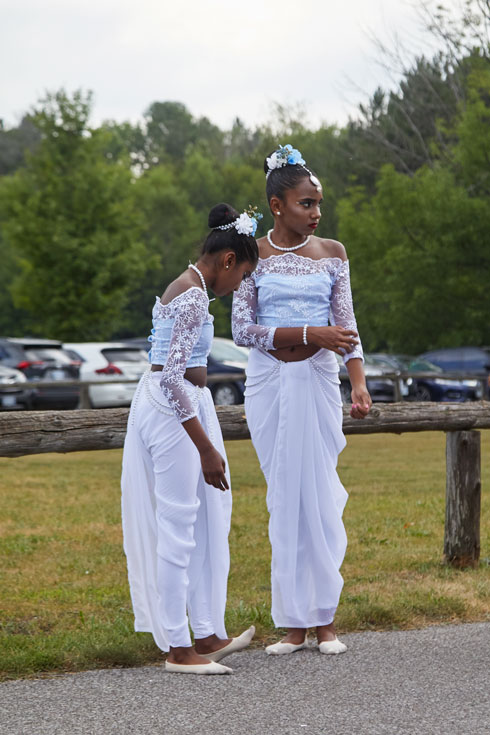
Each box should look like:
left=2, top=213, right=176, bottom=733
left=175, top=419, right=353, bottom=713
left=117, top=163, right=203, bottom=337
left=0, top=117, right=40, bottom=176
left=0, top=90, right=146, bottom=340
left=142, top=101, right=225, bottom=167
left=338, top=73, right=490, bottom=353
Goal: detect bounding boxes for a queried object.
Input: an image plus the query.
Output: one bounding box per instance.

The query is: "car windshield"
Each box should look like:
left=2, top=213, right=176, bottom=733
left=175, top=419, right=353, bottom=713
left=367, top=355, right=399, bottom=370
left=24, top=348, right=73, bottom=364
left=211, top=341, right=248, bottom=364
left=101, top=348, right=148, bottom=363
left=406, top=358, right=442, bottom=373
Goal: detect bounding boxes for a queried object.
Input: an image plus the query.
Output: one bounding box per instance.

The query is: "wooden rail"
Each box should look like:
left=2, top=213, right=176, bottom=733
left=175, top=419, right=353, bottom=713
left=1, top=402, right=489, bottom=569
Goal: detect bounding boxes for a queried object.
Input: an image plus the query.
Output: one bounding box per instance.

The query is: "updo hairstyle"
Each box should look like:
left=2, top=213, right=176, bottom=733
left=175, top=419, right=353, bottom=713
left=202, top=203, right=259, bottom=266
left=264, top=154, right=319, bottom=205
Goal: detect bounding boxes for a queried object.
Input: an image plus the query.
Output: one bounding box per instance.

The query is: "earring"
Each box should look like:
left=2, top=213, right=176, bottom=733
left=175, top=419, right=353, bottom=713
left=225, top=265, right=229, bottom=269
left=276, top=212, right=281, bottom=216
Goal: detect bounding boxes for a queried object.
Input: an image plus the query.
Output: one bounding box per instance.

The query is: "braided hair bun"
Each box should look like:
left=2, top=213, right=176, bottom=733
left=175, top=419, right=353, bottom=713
left=208, top=203, right=239, bottom=229
left=202, top=203, right=259, bottom=266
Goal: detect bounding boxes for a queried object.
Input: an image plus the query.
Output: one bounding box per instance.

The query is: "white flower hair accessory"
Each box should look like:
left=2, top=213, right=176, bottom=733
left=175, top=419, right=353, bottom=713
left=266, top=143, right=322, bottom=192
left=266, top=144, right=305, bottom=177
left=215, top=205, right=263, bottom=237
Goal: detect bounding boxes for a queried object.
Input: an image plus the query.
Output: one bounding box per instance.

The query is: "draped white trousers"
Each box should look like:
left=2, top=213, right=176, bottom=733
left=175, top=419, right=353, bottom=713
left=244, top=348, right=348, bottom=629
left=121, top=370, right=232, bottom=651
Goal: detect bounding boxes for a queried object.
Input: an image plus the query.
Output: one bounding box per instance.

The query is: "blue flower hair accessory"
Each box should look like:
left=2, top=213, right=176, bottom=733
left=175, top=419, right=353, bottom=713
left=266, top=143, right=322, bottom=192
left=215, top=205, right=263, bottom=237
left=266, top=144, right=305, bottom=177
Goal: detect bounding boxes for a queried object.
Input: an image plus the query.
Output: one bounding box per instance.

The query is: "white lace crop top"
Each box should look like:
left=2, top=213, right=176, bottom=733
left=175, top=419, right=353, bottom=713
left=148, top=287, right=213, bottom=422
left=232, top=253, right=363, bottom=364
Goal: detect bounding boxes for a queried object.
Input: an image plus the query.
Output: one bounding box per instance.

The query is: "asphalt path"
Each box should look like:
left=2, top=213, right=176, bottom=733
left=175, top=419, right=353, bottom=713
left=1, top=623, right=489, bottom=735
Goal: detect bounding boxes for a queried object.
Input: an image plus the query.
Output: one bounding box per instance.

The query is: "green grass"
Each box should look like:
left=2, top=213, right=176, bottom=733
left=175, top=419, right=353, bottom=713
left=1, top=431, right=489, bottom=680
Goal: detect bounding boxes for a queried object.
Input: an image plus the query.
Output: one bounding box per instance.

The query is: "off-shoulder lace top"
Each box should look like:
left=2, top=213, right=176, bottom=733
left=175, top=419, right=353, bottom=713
left=232, top=253, right=363, bottom=364
left=147, top=287, right=213, bottom=422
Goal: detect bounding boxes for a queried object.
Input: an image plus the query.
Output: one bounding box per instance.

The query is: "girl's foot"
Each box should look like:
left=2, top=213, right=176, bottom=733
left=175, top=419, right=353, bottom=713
left=316, top=623, right=347, bottom=655
left=194, top=633, right=232, bottom=656
left=200, top=626, right=256, bottom=662
left=166, top=645, right=212, bottom=666
left=316, top=622, right=337, bottom=643
left=280, top=628, right=307, bottom=645
left=265, top=628, right=308, bottom=655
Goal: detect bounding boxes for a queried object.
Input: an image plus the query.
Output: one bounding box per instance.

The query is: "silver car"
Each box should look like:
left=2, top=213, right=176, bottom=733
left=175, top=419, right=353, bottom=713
left=64, top=343, right=149, bottom=408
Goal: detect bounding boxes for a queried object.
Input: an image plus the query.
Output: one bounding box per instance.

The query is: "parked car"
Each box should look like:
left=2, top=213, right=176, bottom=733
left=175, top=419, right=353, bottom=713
left=0, top=365, right=31, bottom=410
left=337, top=353, right=399, bottom=402
left=124, top=336, right=248, bottom=406
left=207, top=337, right=248, bottom=405
left=370, top=353, right=480, bottom=402
left=0, top=338, right=80, bottom=410
left=63, top=343, right=149, bottom=408
left=419, top=347, right=490, bottom=398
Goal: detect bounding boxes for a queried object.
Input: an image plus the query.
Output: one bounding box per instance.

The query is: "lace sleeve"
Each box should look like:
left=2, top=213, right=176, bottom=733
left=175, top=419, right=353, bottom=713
left=232, top=276, right=276, bottom=350
left=160, top=289, right=209, bottom=422
left=330, top=260, right=364, bottom=364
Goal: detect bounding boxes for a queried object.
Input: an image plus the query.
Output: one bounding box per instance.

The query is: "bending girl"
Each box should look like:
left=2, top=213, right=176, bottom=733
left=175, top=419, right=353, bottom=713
left=122, top=203, right=259, bottom=674
left=232, top=146, right=371, bottom=655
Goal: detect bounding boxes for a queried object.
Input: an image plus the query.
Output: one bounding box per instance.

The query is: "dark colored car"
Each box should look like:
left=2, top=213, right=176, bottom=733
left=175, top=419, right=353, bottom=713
left=337, top=354, right=398, bottom=402
left=0, top=338, right=80, bottom=410
left=0, top=365, right=32, bottom=410
left=419, top=347, right=490, bottom=398
left=370, top=353, right=481, bottom=402
left=207, top=338, right=247, bottom=405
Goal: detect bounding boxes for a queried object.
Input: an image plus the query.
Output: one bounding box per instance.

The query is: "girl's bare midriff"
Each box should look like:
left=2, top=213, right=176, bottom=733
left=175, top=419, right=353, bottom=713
left=151, top=364, right=207, bottom=388
left=269, top=344, right=321, bottom=362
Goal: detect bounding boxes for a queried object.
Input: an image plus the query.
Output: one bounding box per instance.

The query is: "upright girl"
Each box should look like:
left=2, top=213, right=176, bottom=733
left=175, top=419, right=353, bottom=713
left=122, top=203, right=259, bottom=674
left=232, top=146, right=371, bottom=655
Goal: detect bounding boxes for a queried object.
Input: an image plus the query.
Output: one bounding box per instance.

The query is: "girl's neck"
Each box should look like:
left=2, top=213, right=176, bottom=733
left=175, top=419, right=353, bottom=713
left=270, top=223, right=307, bottom=248
left=193, top=258, right=216, bottom=292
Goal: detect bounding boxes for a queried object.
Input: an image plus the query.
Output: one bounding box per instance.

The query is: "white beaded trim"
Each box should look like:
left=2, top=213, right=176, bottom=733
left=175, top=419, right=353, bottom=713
left=303, top=324, right=308, bottom=346
left=129, top=372, right=218, bottom=450
left=188, top=263, right=207, bottom=294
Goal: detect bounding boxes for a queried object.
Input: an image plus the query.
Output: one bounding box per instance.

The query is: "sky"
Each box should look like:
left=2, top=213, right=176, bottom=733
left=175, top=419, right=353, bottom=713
left=1, top=0, right=433, bottom=131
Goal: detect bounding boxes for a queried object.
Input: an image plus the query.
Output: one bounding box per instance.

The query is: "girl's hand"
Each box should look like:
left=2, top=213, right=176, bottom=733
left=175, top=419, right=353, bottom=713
left=200, top=446, right=229, bottom=491
left=350, top=385, right=372, bottom=419
left=308, top=326, right=359, bottom=356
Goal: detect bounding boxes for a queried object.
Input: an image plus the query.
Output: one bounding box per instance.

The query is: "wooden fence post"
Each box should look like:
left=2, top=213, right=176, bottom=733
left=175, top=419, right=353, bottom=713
left=78, top=385, right=92, bottom=410
left=444, top=430, right=481, bottom=568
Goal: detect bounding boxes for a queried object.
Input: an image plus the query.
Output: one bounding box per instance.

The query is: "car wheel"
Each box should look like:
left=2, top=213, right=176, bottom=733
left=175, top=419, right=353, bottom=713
left=414, top=385, right=432, bottom=401
left=211, top=383, right=241, bottom=406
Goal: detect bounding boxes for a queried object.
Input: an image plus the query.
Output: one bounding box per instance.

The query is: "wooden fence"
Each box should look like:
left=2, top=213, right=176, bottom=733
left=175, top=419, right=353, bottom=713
left=1, top=402, right=489, bottom=568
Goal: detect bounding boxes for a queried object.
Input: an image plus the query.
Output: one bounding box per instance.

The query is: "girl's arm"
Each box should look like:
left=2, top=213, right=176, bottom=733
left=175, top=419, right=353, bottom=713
left=330, top=260, right=371, bottom=418
left=232, top=276, right=358, bottom=353
left=159, top=289, right=228, bottom=489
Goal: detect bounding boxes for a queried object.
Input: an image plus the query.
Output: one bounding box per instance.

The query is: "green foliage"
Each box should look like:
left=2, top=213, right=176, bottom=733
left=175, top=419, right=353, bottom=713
left=0, top=13, right=488, bottom=349
left=0, top=91, right=146, bottom=340
left=339, top=167, right=490, bottom=352
left=338, top=64, right=490, bottom=353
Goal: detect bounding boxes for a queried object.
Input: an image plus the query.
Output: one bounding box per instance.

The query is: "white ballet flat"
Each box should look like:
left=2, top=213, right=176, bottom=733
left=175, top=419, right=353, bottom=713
left=318, top=637, right=347, bottom=655
left=205, top=625, right=256, bottom=662
left=164, top=660, right=233, bottom=675
left=265, top=637, right=309, bottom=655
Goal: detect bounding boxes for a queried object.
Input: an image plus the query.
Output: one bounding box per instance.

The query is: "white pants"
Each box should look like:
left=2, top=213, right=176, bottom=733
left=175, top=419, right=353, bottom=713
left=245, top=348, right=348, bottom=629
left=121, top=371, right=232, bottom=650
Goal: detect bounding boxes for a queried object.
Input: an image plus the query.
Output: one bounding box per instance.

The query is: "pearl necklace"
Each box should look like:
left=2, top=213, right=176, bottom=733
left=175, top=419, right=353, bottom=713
left=267, top=229, right=310, bottom=252
left=188, top=263, right=208, bottom=294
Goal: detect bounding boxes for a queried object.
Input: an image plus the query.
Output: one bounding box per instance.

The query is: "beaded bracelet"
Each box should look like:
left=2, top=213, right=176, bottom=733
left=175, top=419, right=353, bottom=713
left=303, top=324, right=308, bottom=346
